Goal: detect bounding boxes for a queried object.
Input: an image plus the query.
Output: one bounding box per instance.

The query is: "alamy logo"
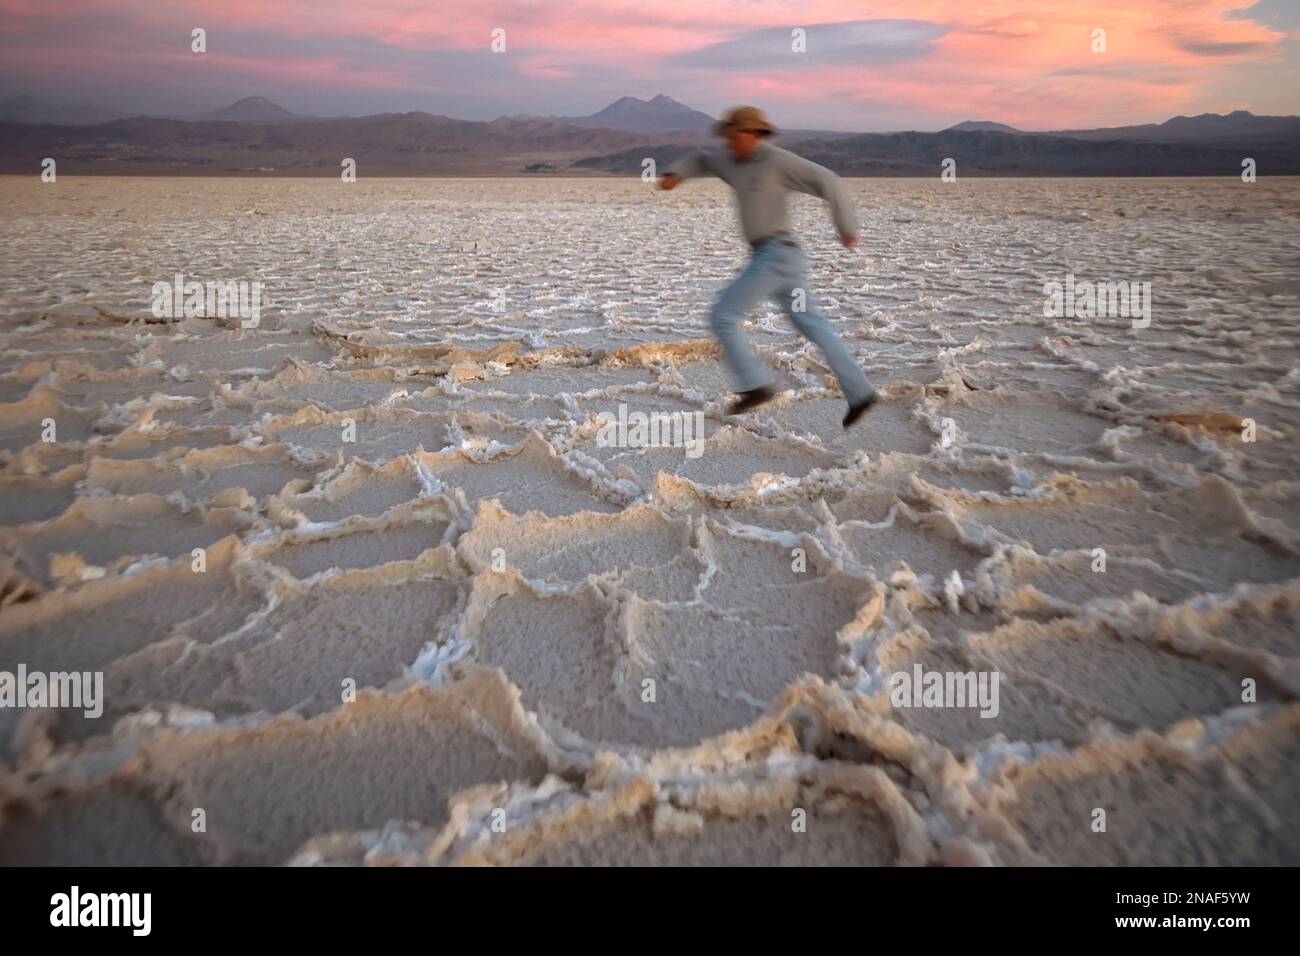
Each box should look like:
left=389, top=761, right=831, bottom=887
left=1043, top=273, right=1151, bottom=328
left=0, top=665, right=103, bottom=718
left=889, top=665, right=1000, bottom=718
left=150, top=272, right=263, bottom=328
left=595, top=403, right=705, bottom=459
left=50, top=886, right=151, bottom=936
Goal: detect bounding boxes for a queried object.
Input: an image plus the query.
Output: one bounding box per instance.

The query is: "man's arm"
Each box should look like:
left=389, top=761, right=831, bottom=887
left=659, top=149, right=714, bottom=189
left=777, top=150, right=860, bottom=244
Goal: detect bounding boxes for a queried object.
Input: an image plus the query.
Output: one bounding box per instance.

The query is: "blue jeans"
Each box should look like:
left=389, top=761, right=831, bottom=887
left=709, top=237, right=874, bottom=406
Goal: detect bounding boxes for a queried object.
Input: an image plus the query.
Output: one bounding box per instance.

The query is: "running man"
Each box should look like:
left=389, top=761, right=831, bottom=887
left=659, top=105, right=878, bottom=427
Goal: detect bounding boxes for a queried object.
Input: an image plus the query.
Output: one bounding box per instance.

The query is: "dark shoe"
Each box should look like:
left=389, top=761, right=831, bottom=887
left=843, top=392, right=879, bottom=429
left=727, top=385, right=775, bottom=415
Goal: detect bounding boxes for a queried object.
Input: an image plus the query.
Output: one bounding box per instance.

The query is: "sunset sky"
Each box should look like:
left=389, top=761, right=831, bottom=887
left=1, top=0, right=1297, bottom=130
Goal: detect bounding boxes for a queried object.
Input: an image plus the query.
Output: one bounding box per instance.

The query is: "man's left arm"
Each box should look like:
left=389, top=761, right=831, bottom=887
left=779, top=151, right=859, bottom=246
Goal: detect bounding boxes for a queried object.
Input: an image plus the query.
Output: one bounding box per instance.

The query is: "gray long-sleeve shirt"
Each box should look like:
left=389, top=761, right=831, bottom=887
left=664, top=142, right=859, bottom=246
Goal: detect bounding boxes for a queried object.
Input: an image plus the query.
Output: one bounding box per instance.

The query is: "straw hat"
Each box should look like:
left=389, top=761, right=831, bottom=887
left=713, top=105, right=777, bottom=137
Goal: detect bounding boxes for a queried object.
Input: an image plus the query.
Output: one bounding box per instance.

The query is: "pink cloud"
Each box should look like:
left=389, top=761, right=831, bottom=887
left=0, top=0, right=1292, bottom=126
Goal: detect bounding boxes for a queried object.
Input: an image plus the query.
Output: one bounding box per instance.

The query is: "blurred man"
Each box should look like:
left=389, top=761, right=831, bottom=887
left=660, top=105, right=878, bottom=427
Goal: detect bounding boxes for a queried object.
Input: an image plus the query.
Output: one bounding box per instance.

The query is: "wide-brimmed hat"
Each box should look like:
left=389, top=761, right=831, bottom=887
left=713, top=105, right=777, bottom=137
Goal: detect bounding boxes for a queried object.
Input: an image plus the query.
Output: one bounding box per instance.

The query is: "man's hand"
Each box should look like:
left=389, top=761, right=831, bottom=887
left=659, top=174, right=681, bottom=191
left=841, top=234, right=859, bottom=250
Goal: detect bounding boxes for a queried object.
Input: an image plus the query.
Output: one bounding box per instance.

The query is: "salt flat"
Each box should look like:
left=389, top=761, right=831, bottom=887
left=0, top=176, right=1297, bottom=866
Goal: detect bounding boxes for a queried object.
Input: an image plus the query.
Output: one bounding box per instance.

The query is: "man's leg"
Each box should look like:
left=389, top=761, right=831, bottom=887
left=709, top=247, right=783, bottom=394
left=774, top=245, right=875, bottom=407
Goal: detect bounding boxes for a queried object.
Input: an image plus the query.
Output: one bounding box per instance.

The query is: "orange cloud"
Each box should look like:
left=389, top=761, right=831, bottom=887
left=0, top=0, right=1291, bottom=126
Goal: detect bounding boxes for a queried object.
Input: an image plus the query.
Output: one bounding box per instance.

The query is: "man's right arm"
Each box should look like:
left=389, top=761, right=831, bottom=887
left=660, top=150, right=714, bottom=189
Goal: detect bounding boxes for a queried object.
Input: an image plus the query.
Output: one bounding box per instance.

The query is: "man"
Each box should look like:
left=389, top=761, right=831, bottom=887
left=660, top=105, right=878, bottom=427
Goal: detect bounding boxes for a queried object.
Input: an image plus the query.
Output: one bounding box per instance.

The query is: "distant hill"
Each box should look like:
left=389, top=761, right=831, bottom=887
left=941, top=111, right=1298, bottom=142
left=947, top=120, right=1023, bottom=134
left=0, top=94, right=124, bottom=126
left=500, top=94, right=716, bottom=132
left=1046, top=110, right=1300, bottom=143
left=0, top=110, right=694, bottom=175
left=563, top=94, right=716, bottom=132
left=576, top=127, right=1300, bottom=177
left=0, top=101, right=1295, bottom=176
left=200, top=97, right=296, bottom=121
left=541, top=94, right=853, bottom=139
left=787, top=126, right=1300, bottom=176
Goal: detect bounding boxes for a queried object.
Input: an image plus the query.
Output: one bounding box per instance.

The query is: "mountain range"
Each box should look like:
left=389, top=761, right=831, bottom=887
left=501, top=94, right=717, bottom=131
left=200, top=96, right=299, bottom=122
left=1, top=93, right=1297, bottom=176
